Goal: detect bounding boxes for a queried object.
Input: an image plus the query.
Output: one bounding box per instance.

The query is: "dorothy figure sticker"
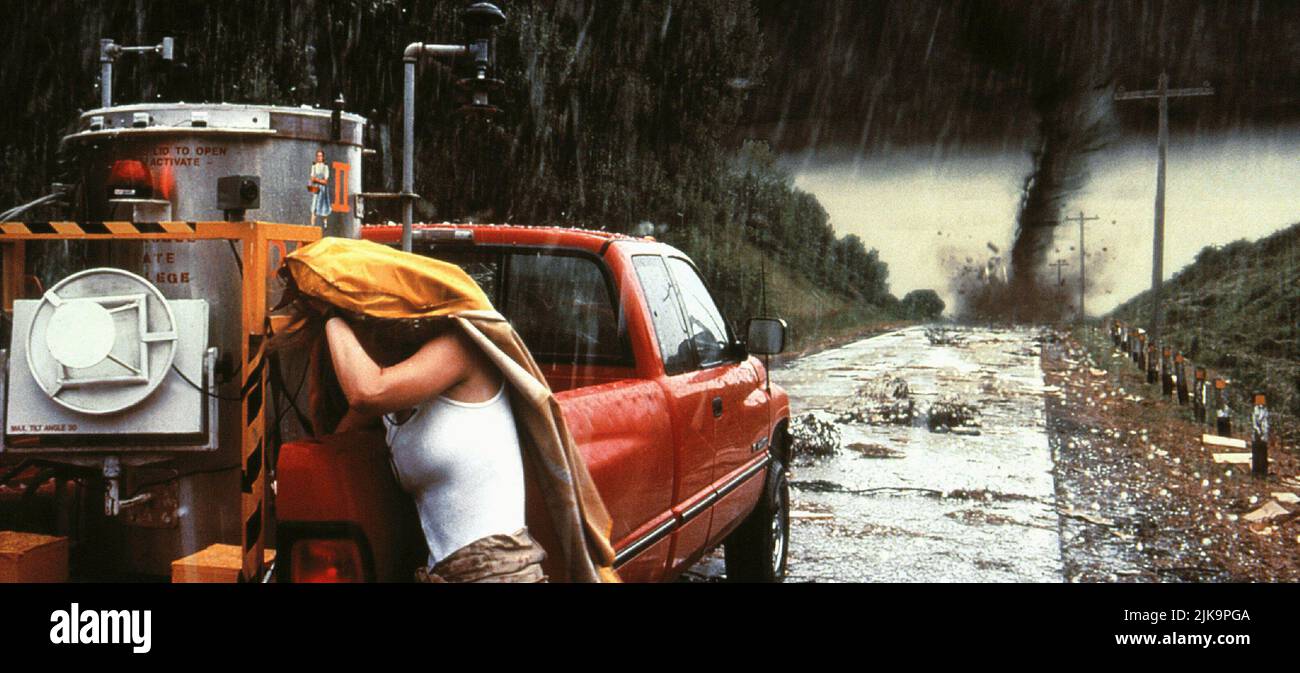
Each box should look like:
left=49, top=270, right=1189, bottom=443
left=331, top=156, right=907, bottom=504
left=309, top=149, right=330, bottom=227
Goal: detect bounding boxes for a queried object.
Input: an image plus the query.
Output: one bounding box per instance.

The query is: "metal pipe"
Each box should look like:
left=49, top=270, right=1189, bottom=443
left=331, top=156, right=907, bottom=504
left=405, top=42, right=467, bottom=59
left=99, top=39, right=115, bottom=109
left=96, top=37, right=173, bottom=112
left=400, top=42, right=469, bottom=253
left=402, top=56, right=416, bottom=252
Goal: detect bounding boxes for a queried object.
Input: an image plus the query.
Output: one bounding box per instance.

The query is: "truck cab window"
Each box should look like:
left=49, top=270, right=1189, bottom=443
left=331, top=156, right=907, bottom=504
left=505, top=252, right=627, bottom=364
left=665, top=257, right=733, bottom=367
left=632, top=255, right=696, bottom=375
left=418, top=247, right=628, bottom=365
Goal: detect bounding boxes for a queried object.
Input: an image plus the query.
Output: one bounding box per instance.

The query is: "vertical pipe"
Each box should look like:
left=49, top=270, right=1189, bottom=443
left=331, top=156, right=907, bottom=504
left=402, top=58, right=416, bottom=253
left=99, top=39, right=114, bottom=109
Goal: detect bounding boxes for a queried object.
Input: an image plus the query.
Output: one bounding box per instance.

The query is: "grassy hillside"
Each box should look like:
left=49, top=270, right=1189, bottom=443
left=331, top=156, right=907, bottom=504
left=687, top=228, right=901, bottom=353
left=1110, top=222, right=1300, bottom=415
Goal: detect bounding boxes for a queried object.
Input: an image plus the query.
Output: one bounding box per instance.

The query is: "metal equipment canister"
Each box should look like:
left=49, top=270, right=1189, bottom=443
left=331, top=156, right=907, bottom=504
left=55, top=103, right=366, bottom=575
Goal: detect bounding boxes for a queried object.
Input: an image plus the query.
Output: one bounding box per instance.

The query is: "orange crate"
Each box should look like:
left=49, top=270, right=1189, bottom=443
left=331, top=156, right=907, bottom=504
left=171, top=543, right=276, bottom=583
left=0, top=531, right=69, bottom=583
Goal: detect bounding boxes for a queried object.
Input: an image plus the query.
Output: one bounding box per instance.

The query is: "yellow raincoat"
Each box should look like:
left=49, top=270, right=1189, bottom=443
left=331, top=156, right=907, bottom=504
left=282, top=237, right=619, bottom=583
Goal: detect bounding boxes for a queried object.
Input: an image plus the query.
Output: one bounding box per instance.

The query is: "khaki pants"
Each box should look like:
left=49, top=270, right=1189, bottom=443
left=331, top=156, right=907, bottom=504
left=414, top=528, right=548, bottom=583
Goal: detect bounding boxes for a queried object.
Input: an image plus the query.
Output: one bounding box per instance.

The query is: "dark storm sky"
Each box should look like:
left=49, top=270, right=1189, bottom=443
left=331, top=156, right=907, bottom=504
left=741, top=0, right=1300, bottom=158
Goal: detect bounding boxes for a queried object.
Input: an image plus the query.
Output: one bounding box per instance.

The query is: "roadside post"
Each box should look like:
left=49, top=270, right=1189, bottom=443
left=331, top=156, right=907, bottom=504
left=1213, top=378, right=1231, bottom=436
left=1160, top=346, right=1173, bottom=397
left=1174, top=353, right=1188, bottom=404
left=1193, top=367, right=1207, bottom=422
left=1137, top=332, right=1147, bottom=367
left=1146, top=343, right=1158, bottom=384
left=1251, top=392, right=1269, bottom=479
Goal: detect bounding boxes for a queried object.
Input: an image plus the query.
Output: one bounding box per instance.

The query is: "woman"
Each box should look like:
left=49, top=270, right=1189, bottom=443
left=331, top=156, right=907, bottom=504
left=273, top=295, right=546, bottom=582
left=271, top=237, right=617, bottom=582
left=308, top=150, right=331, bottom=227
left=323, top=312, right=545, bottom=582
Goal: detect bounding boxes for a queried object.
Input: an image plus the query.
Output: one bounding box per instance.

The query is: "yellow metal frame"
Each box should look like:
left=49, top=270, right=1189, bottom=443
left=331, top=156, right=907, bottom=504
left=0, top=220, right=322, bottom=582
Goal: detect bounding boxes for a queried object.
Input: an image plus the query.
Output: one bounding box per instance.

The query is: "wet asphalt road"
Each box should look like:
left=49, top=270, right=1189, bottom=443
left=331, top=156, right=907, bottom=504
left=689, top=325, right=1064, bottom=582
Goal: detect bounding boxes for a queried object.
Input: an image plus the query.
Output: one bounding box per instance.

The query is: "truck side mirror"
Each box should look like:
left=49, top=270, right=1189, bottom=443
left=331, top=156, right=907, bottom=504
left=746, top=317, right=786, bottom=355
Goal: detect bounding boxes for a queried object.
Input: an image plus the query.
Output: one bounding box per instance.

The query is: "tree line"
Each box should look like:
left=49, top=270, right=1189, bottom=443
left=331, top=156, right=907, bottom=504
left=0, top=0, right=922, bottom=330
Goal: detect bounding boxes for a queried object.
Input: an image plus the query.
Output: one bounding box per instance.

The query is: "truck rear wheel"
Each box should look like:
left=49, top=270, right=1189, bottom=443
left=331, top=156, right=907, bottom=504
left=724, top=458, right=789, bottom=582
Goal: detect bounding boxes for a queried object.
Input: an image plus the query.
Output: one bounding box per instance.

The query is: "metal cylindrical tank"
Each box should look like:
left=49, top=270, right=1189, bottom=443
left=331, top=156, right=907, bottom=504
left=56, top=104, right=365, bottom=576
left=67, top=103, right=364, bottom=232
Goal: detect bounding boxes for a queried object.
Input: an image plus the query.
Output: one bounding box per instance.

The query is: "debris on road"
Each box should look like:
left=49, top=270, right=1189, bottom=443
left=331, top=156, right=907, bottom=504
left=835, top=375, right=914, bottom=426
left=790, top=412, right=841, bottom=459
left=927, top=397, right=982, bottom=433
left=1242, top=500, right=1293, bottom=523
left=924, top=326, right=965, bottom=346
left=1202, top=434, right=1248, bottom=450
left=846, top=442, right=906, bottom=459
left=1058, top=506, right=1118, bottom=527
left=790, top=511, right=835, bottom=521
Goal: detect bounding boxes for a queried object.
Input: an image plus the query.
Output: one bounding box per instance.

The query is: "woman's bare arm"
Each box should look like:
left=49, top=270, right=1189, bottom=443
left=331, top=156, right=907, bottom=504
left=324, top=317, right=470, bottom=415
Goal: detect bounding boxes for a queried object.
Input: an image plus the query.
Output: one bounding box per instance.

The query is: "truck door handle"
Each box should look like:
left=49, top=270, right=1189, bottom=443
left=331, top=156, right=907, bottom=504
left=712, top=396, right=723, bottom=418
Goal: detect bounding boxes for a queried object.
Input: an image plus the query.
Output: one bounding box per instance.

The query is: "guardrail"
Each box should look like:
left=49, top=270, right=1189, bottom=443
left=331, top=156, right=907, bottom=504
left=1105, top=318, right=1271, bottom=479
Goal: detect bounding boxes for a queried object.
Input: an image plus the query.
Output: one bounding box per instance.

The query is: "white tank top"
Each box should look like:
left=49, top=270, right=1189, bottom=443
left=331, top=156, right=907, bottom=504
left=382, top=384, right=526, bottom=566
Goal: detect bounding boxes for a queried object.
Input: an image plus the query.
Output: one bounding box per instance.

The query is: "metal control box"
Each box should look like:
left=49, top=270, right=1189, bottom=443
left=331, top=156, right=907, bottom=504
left=3, top=268, right=210, bottom=447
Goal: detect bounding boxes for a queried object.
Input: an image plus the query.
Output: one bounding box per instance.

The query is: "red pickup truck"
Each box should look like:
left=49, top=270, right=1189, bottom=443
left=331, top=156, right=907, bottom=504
left=274, top=223, right=792, bottom=582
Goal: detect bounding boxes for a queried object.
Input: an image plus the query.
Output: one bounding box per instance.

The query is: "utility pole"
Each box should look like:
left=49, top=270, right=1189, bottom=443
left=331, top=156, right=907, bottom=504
left=1115, top=73, right=1213, bottom=342
left=1049, top=259, right=1069, bottom=286
left=1062, top=210, right=1098, bottom=320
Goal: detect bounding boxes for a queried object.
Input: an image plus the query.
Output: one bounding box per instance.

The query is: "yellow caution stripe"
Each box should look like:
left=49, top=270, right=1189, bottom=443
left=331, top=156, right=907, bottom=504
left=0, top=221, right=197, bottom=236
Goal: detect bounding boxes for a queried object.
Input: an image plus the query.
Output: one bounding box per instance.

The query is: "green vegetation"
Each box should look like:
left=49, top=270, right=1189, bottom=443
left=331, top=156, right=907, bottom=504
left=899, top=290, right=946, bottom=321
left=2, top=0, right=931, bottom=351
left=1110, top=223, right=1300, bottom=415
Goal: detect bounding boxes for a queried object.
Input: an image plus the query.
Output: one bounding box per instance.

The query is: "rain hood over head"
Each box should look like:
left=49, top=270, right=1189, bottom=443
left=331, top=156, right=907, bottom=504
left=279, top=236, right=619, bottom=582
left=281, top=236, right=493, bottom=319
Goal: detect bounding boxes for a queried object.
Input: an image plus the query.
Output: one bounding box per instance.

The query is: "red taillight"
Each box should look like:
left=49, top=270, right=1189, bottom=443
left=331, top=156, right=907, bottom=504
left=107, top=159, right=153, bottom=198
left=290, top=539, right=365, bottom=583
